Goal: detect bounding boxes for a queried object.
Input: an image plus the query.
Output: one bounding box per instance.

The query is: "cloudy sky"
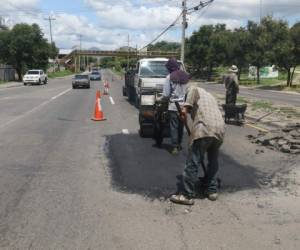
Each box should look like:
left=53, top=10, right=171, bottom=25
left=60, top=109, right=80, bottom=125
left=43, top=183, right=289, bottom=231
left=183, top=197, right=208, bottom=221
left=0, top=0, right=299, bottom=50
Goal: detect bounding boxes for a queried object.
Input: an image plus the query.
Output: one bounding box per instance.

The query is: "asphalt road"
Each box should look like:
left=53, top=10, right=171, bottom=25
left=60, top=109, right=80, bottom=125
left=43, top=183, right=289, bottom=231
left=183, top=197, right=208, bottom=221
left=198, top=82, right=300, bottom=107
left=0, top=71, right=299, bottom=249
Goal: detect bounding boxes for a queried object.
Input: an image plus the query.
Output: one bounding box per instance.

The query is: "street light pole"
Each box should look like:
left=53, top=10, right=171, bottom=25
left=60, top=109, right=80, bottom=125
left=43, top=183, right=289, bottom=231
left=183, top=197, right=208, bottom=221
left=181, top=0, right=187, bottom=63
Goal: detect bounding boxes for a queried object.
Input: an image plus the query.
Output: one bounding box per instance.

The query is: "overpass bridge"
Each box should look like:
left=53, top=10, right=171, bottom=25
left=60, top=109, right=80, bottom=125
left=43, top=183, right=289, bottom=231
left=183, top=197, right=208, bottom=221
left=61, top=49, right=180, bottom=71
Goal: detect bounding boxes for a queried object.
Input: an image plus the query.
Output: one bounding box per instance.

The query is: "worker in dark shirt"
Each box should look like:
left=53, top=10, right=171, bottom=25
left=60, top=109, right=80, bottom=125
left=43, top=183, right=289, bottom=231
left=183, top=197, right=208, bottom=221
left=224, top=65, right=239, bottom=105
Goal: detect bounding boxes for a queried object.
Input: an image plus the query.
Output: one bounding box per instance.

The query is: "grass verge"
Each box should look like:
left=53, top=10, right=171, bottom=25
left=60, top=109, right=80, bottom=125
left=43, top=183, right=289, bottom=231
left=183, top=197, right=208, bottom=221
left=111, top=68, right=125, bottom=77
left=251, top=100, right=275, bottom=111
left=48, top=70, right=73, bottom=79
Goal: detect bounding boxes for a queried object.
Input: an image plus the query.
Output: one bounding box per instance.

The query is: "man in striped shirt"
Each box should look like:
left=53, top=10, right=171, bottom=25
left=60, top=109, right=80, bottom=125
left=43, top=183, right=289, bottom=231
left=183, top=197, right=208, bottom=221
left=170, top=86, right=225, bottom=205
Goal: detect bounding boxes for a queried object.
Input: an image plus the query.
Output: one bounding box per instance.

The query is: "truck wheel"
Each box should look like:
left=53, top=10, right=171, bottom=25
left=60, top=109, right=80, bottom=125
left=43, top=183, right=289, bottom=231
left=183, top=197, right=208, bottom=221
left=44, top=78, right=48, bottom=84
left=135, top=96, right=140, bottom=108
left=122, top=86, right=127, bottom=96
left=38, top=79, right=41, bottom=85
left=139, top=125, right=146, bottom=137
left=128, top=88, right=134, bottom=103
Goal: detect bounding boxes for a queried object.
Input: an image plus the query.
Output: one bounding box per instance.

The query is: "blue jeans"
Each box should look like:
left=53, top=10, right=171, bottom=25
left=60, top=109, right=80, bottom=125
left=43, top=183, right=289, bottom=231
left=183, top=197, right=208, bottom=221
left=182, top=137, right=222, bottom=197
left=169, top=111, right=184, bottom=147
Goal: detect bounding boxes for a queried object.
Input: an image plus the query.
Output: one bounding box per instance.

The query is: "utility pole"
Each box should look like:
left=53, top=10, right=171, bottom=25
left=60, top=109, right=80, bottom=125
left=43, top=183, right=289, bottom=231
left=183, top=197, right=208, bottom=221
left=127, top=34, right=130, bottom=70
left=181, top=0, right=187, bottom=64
left=44, top=16, right=56, bottom=44
left=79, top=34, right=82, bottom=72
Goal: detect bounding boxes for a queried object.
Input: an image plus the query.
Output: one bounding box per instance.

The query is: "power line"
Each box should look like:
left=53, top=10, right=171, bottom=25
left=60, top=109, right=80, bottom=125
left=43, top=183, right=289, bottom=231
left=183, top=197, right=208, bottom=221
left=139, top=0, right=215, bottom=56
left=189, top=3, right=212, bottom=27
left=139, top=12, right=183, bottom=51
left=181, top=0, right=214, bottom=62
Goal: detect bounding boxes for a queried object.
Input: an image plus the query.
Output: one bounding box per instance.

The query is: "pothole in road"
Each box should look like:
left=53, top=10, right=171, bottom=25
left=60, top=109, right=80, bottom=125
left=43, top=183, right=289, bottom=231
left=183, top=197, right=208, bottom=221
left=103, top=133, right=265, bottom=200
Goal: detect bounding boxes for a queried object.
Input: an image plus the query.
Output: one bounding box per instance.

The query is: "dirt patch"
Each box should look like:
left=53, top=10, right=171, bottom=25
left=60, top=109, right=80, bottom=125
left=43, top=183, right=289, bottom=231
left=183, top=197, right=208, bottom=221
left=248, top=123, right=300, bottom=154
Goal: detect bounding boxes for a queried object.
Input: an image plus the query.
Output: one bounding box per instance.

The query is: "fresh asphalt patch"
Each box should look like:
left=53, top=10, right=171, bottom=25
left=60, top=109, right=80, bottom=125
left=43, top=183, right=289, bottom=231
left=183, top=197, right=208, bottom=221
left=105, top=133, right=262, bottom=200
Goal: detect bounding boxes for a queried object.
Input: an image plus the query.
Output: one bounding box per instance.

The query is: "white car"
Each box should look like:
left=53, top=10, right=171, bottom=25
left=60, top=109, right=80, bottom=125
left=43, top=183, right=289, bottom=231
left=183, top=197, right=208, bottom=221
left=23, top=70, right=48, bottom=85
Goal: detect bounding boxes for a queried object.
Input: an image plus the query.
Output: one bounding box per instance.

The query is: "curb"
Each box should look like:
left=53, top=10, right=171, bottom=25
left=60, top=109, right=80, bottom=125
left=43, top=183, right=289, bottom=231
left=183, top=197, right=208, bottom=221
left=0, top=82, right=23, bottom=90
left=193, top=81, right=300, bottom=96
left=0, top=75, right=75, bottom=89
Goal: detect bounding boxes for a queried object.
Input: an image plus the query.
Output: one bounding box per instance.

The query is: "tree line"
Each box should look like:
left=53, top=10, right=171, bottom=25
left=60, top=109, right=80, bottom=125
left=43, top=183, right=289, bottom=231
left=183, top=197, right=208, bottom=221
left=185, top=16, right=300, bottom=87
left=0, top=23, right=58, bottom=80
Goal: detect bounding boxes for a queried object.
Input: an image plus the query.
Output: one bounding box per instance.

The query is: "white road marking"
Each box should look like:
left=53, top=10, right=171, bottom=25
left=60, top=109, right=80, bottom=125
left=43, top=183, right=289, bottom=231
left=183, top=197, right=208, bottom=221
left=0, top=96, right=17, bottom=101
left=109, top=96, right=115, bottom=105
left=51, top=88, right=72, bottom=100
left=122, top=129, right=129, bottom=134
left=0, top=88, right=72, bottom=130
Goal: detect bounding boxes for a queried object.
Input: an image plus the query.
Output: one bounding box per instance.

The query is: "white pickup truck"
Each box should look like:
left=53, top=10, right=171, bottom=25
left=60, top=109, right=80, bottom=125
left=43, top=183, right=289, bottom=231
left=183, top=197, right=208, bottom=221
left=23, top=69, right=48, bottom=86
left=124, top=58, right=185, bottom=136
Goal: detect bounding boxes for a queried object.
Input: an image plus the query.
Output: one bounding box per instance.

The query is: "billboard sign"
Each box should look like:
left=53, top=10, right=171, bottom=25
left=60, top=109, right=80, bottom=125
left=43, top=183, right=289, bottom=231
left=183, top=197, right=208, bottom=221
left=249, top=65, right=279, bottom=79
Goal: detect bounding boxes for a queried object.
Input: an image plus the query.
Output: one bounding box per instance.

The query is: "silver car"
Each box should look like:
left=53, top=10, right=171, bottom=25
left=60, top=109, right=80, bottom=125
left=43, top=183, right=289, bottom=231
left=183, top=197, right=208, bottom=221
left=72, top=74, right=90, bottom=89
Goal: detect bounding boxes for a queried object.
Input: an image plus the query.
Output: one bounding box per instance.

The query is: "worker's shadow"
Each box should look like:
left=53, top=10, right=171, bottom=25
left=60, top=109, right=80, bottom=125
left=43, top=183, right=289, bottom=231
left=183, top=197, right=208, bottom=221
left=105, top=133, right=263, bottom=200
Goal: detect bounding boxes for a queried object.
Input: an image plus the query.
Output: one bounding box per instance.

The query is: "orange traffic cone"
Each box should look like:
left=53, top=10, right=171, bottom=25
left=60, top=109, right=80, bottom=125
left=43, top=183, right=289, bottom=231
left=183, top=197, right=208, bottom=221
left=92, top=91, right=106, bottom=121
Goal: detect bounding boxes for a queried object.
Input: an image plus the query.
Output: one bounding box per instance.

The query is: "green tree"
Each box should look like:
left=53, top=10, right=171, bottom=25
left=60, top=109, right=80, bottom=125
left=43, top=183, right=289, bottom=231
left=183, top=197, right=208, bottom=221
left=288, top=22, right=300, bottom=86
left=255, top=17, right=300, bottom=87
left=0, top=28, right=9, bottom=63
left=186, top=25, right=214, bottom=77
left=0, top=23, right=57, bottom=80
left=148, top=41, right=180, bottom=52
left=246, top=20, right=270, bottom=84
left=227, top=28, right=251, bottom=79
left=186, top=24, right=230, bottom=79
left=268, top=19, right=295, bottom=86
left=208, top=24, right=231, bottom=77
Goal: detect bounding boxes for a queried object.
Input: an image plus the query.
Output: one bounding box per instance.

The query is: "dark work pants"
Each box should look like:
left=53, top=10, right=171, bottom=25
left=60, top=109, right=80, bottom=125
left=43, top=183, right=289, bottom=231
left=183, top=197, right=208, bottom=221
left=169, top=111, right=184, bottom=147
left=226, top=91, right=237, bottom=105
left=182, top=137, right=222, bottom=197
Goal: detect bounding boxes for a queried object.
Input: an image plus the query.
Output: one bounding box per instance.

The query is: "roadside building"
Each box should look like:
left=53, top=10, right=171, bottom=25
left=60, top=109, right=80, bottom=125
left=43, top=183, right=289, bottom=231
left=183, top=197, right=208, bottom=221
left=0, top=64, right=15, bottom=81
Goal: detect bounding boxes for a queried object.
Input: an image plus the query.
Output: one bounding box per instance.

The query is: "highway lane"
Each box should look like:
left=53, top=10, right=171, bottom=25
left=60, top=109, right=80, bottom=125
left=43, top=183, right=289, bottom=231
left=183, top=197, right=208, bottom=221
left=0, top=77, right=74, bottom=127
left=198, top=82, right=300, bottom=107
left=0, top=70, right=299, bottom=249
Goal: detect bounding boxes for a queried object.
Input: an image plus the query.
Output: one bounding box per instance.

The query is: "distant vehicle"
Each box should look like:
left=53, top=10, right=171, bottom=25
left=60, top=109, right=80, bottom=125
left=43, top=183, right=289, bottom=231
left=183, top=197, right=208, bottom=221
left=124, top=58, right=185, bottom=136
left=92, top=67, right=100, bottom=71
left=23, top=70, right=47, bottom=86
left=90, top=71, right=101, bottom=81
left=72, top=74, right=90, bottom=89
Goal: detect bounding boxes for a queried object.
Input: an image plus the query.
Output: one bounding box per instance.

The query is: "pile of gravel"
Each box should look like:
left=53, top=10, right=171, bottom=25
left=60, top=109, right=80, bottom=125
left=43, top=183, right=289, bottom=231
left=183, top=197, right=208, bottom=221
left=248, top=123, right=300, bottom=154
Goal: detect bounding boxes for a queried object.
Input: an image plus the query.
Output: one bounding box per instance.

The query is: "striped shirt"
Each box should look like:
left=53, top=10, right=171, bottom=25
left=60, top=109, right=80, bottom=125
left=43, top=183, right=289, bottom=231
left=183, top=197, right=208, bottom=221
left=184, top=86, right=225, bottom=145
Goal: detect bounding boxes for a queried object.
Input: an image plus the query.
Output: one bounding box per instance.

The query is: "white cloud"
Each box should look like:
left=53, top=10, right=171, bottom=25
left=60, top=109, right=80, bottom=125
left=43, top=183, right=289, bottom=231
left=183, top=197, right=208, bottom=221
left=1, top=0, right=300, bottom=50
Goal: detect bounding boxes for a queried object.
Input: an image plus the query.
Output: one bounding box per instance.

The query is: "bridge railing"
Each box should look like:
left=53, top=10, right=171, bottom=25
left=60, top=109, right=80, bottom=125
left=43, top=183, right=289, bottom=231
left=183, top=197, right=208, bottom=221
left=62, top=49, right=180, bottom=63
